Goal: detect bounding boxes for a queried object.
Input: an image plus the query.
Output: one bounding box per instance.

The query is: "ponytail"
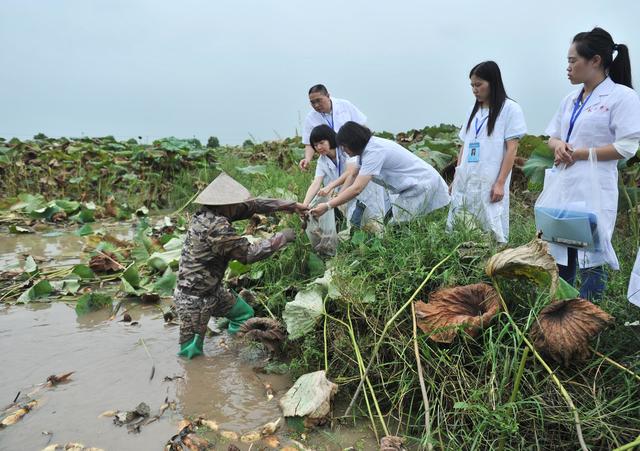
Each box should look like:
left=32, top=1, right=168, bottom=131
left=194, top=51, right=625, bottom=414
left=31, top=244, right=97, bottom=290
left=609, top=44, right=633, bottom=88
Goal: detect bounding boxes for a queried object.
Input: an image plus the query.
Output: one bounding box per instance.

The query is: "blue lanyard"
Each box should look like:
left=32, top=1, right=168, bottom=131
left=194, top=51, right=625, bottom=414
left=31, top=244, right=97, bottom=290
left=331, top=151, right=342, bottom=175
left=322, top=111, right=334, bottom=130
left=474, top=114, right=489, bottom=139
left=565, top=89, right=593, bottom=142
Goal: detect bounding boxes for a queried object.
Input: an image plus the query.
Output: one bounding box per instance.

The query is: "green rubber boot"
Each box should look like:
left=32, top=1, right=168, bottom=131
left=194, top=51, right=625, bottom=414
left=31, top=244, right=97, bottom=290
left=226, top=296, right=254, bottom=335
left=178, top=333, right=204, bottom=359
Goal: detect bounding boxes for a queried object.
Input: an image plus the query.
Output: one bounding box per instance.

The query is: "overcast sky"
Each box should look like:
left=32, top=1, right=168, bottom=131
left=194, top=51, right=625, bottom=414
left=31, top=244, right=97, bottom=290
left=1, top=1, right=639, bottom=144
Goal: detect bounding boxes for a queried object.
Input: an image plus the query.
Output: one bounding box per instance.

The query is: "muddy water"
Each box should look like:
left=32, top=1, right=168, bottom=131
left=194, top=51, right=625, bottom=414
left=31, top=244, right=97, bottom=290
left=0, top=227, right=378, bottom=451
left=0, top=223, right=133, bottom=270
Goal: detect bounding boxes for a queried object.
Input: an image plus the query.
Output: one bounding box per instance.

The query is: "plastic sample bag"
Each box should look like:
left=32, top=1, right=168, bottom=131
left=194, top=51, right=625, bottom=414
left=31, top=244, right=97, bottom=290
left=306, top=195, right=338, bottom=256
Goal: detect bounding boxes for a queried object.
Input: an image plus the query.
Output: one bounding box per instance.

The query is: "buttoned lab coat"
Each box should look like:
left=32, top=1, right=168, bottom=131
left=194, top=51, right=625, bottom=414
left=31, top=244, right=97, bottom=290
left=448, top=99, right=527, bottom=243
left=545, top=77, right=640, bottom=269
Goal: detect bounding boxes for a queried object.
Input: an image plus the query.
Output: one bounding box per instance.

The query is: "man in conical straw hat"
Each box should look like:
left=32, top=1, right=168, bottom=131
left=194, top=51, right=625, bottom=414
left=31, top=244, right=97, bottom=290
left=174, top=172, right=308, bottom=358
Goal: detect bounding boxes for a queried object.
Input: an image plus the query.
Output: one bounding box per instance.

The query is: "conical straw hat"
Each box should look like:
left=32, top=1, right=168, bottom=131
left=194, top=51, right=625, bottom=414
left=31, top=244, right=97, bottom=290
left=194, top=172, right=253, bottom=205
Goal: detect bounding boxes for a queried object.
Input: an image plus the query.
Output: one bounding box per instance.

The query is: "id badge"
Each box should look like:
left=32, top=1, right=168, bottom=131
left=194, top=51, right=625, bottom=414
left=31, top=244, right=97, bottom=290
left=468, top=142, right=480, bottom=163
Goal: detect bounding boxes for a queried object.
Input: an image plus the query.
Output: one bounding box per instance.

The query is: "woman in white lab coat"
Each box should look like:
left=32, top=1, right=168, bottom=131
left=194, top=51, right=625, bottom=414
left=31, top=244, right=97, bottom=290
left=629, top=249, right=640, bottom=308
left=310, top=121, right=449, bottom=223
left=301, top=124, right=387, bottom=226
left=447, top=61, right=527, bottom=243
left=545, top=27, right=640, bottom=300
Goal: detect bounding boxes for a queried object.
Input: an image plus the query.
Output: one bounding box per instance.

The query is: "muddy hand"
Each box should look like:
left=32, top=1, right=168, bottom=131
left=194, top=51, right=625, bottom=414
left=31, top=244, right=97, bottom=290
left=291, top=202, right=309, bottom=215
left=310, top=202, right=329, bottom=218
left=281, top=228, right=296, bottom=243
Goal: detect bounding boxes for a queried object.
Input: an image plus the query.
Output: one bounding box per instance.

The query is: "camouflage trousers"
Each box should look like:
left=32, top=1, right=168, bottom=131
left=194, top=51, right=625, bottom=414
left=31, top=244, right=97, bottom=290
left=173, top=287, right=236, bottom=344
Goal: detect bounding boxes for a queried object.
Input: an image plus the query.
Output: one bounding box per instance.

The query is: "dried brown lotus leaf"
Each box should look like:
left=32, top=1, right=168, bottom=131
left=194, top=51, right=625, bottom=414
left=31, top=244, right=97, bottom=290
left=88, top=252, right=121, bottom=273
left=485, top=238, right=558, bottom=296
left=415, top=283, right=501, bottom=343
left=530, top=298, right=613, bottom=366
left=238, top=317, right=286, bottom=353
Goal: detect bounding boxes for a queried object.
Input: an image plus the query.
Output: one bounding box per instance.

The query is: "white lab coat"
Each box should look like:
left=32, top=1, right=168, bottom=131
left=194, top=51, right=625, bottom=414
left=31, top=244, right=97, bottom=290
left=629, top=248, right=640, bottom=308
left=302, top=97, right=366, bottom=145
left=447, top=99, right=527, bottom=242
left=359, top=137, right=450, bottom=222
left=315, top=149, right=387, bottom=222
left=545, top=77, right=640, bottom=269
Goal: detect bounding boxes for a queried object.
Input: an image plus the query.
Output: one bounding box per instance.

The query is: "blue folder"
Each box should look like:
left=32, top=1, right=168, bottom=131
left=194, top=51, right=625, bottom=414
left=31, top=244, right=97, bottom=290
left=534, top=207, right=600, bottom=251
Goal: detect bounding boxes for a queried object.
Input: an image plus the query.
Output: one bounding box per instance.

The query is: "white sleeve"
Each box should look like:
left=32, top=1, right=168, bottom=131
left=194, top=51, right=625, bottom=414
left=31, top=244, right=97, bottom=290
left=610, top=90, right=640, bottom=142
left=314, top=157, right=326, bottom=178
left=346, top=156, right=360, bottom=168
left=359, top=150, right=383, bottom=177
left=346, top=101, right=367, bottom=124
left=545, top=98, right=567, bottom=139
left=302, top=113, right=314, bottom=145
left=613, top=138, right=639, bottom=159
left=504, top=102, right=527, bottom=140
left=458, top=124, right=467, bottom=142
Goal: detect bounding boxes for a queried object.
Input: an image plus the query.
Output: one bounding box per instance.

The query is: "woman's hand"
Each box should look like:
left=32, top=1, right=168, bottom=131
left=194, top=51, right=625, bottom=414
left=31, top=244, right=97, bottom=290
left=552, top=140, right=574, bottom=165
left=310, top=202, right=330, bottom=218
left=490, top=182, right=505, bottom=203
left=317, top=187, right=333, bottom=197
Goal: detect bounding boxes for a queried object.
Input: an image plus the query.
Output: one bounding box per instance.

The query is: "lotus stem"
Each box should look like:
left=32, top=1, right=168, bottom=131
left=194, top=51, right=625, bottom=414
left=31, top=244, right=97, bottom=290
left=344, top=244, right=461, bottom=417
left=323, top=295, right=329, bottom=373
left=492, top=281, right=588, bottom=451
left=498, top=345, right=530, bottom=451
left=325, top=312, right=379, bottom=439
left=614, top=434, right=640, bottom=451
left=589, top=347, right=640, bottom=382
left=346, top=306, right=390, bottom=438
left=410, top=300, right=433, bottom=451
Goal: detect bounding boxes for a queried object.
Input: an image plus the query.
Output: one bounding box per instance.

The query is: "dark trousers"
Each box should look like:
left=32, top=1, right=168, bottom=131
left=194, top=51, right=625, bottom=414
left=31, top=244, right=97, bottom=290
left=557, top=247, right=607, bottom=301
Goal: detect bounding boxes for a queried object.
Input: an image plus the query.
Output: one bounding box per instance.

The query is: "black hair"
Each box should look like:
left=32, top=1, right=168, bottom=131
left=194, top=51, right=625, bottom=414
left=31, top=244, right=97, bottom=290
left=336, top=121, right=372, bottom=155
left=465, top=61, right=508, bottom=137
left=573, top=27, right=632, bottom=88
left=308, top=84, right=329, bottom=95
left=309, top=124, right=337, bottom=150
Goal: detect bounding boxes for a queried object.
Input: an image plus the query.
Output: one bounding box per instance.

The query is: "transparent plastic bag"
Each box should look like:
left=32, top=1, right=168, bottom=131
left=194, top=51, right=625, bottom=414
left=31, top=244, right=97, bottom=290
left=534, top=149, right=604, bottom=251
left=306, top=195, right=338, bottom=256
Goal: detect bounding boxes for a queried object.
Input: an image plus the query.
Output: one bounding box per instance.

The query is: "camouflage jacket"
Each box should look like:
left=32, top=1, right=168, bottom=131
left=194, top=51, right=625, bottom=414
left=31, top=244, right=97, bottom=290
left=176, top=199, right=296, bottom=295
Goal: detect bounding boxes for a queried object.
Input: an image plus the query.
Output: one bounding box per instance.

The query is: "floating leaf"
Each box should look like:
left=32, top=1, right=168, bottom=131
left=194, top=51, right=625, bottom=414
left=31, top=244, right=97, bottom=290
left=485, top=238, right=558, bottom=297
left=530, top=298, right=614, bottom=366
left=75, top=292, right=112, bottom=315
left=24, top=255, right=38, bottom=274
left=415, top=283, right=501, bottom=343
left=282, top=284, right=324, bottom=340
left=71, top=264, right=96, bottom=279
left=50, top=279, right=81, bottom=295
left=147, top=248, right=181, bottom=272
left=152, top=267, right=177, bottom=295
left=9, top=225, right=33, bottom=234
left=75, top=224, right=94, bottom=236
left=17, top=280, right=53, bottom=303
